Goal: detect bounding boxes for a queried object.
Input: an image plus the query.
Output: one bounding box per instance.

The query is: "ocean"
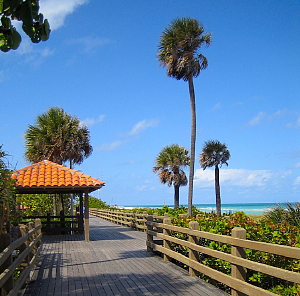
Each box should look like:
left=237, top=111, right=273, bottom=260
left=124, top=203, right=287, bottom=215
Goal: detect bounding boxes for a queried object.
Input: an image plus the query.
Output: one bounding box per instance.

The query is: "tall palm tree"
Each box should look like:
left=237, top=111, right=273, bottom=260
left=24, top=107, right=92, bottom=167
left=153, top=144, right=190, bottom=208
left=158, top=17, right=211, bottom=216
left=199, top=140, right=230, bottom=216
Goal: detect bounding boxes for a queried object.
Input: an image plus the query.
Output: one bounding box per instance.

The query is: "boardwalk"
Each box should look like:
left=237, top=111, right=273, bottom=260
left=23, top=216, right=228, bottom=296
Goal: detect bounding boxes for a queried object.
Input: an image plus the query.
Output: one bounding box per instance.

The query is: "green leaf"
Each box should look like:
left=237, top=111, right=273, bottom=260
left=0, top=44, right=9, bottom=52
left=1, top=15, right=11, bottom=28
left=10, top=29, right=21, bottom=49
left=20, top=0, right=33, bottom=36
left=40, top=19, right=50, bottom=41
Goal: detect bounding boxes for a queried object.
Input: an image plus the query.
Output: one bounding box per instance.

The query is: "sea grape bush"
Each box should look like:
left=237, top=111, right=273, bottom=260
left=130, top=205, right=200, bottom=217
left=171, top=212, right=300, bottom=294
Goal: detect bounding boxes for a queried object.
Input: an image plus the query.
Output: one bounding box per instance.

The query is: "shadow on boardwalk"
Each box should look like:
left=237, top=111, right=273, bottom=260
left=23, top=216, right=228, bottom=296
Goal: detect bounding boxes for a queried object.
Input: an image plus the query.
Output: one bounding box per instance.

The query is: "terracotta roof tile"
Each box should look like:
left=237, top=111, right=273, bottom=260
left=12, top=160, right=105, bottom=191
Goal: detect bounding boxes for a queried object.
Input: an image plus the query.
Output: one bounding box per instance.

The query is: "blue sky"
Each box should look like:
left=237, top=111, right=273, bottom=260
left=1, top=0, right=300, bottom=206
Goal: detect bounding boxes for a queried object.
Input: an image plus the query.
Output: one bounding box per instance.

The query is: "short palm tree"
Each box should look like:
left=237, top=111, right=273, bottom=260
left=199, top=140, right=230, bottom=216
left=24, top=107, right=92, bottom=168
left=153, top=144, right=190, bottom=208
left=158, top=17, right=211, bottom=216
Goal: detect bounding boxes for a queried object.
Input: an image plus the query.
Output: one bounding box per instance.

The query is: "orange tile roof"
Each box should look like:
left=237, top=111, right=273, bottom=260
left=12, top=160, right=105, bottom=193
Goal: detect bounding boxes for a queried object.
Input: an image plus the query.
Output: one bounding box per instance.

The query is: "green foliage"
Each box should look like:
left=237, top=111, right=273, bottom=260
left=270, top=284, right=300, bottom=296
left=263, top=202, right=300, bottom=227
left=104, top=206, right=300, bottom=294
left=88, top=196, right=109, bottom=209
left=24, top=107, right=92, bottom=168
left=170, top=211, right=300, bottom=294
left=0, top=145, right=16, bottom=231
left=0, top=0, right=50, bottom=52
left=18, top=194, right=54, bottom=216
left=130, top=205, right=201, bottom=217
left=153, top=144, right=189, bottom=208
left=199, top=140, right=230, bottom=169
left=0, top=146, right=16, bottom=201
left=158, top=17, right=211, bottom=81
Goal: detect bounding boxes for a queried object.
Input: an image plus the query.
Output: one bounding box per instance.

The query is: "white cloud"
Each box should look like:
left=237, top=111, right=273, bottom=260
left=212, top=103, right=221, bottom=110
left=269, top=108, right=288, bottom=120
left=39, top=0, right=89, bottom=31
left=128, top=119, right=159, bottom=136
left=240, top=109, right=290, bottom=129
left=81, top=115, right=105, bottom=126
left=294, top=176, right=300, bottom=185
left=135, top=185, right=147, bottom=191
left=97, top=141, right=122, bottom=151
left=67, top=36, right=112, bottom=53
left=16, top=38, right=34, bottom=55
left=16, top=39, right=55, bottom=65
left=95, top=118, right=159, bottom=151
left=246, top=112, right=266, bottom=126
left=40, top=47, right=55, bottom=57
left=286, top=116, right=300, bottom=129
left=194, top=168, right=290, bottom=188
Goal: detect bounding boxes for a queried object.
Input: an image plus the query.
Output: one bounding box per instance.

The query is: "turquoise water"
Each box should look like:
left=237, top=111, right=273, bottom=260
left=124, top=203, right=288, bottom=215
left=194, top=203, right=278, bottom=215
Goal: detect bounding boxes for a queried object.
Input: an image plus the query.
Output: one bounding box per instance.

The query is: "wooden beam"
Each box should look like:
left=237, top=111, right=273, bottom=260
left=84, top=190, right=90, bottom=242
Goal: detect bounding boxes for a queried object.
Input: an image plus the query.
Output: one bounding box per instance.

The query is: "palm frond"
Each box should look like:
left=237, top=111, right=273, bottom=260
left=158, top=17, right=211, bottom=81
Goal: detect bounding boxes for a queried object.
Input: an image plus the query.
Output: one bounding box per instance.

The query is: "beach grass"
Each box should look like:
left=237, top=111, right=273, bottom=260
left=246, top=214, right=263, bottom=221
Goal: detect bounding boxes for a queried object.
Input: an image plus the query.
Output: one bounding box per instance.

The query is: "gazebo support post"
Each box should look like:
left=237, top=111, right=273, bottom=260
left=79, top=193, right=83, bottom=216
left=84, top=190, right=90, bottom=242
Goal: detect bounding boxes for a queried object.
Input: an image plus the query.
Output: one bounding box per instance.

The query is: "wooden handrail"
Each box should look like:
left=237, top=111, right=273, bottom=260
left=0, top=219, right=42, bottom=296
left=22, top=213, right=84, bottom=235
left=90, top=208, right=300, bottom=296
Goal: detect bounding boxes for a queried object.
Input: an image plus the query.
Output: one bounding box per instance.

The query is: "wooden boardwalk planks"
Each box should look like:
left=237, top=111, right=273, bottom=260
left=23, top=216, right=228, bottom=296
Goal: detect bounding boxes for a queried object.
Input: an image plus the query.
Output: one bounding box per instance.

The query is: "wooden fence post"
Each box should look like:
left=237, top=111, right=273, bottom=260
left=46, top=212, right=51, bottom=234
left=146, top=216, right=153, bottom=252
left=0, top=233, right=13, bottom=296
left=130, top=212, right=134, bottom=229
left=28, top=222, right=35, bottom=262
left=163, top=217, right=172, bottom=262
left=18, top=224, right=30, bottom=284
left=189, top=221, right=199, bottom=276
left=231, top=227, right=247, bottom=296
left=143, top=212, right=147, bottom=232
left=60, top=210, right=66, bottom=234
left=35, top=219, right=42, bottom=248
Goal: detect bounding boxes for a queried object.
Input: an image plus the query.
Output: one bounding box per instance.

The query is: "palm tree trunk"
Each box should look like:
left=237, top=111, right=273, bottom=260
left=188, top=76, right=196, bottom=217
left=174, top=184, right=179, bottom=209
left=215, top=165, right=221, bottom=216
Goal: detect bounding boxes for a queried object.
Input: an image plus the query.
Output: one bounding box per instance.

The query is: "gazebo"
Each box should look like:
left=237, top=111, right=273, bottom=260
left=11, top=160, right=105, bottom=241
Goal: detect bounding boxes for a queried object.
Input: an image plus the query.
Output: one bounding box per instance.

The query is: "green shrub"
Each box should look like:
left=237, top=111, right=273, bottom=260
left=170, top=211, right=300, bottom=294
left=88, top=196, right=109, bottom=209
left=263, top=202, right=300, bottom=227
left=111, top=206, right=300, bottom=294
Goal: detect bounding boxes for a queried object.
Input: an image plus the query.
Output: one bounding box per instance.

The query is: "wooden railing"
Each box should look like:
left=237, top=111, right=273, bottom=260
left=90, top=208, right=164, bottom=231
left=23, top=212, right=84, bottom=234
left=0, top=219, right=42, bottom=296
left=90, top=209, right=300, bottom=296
